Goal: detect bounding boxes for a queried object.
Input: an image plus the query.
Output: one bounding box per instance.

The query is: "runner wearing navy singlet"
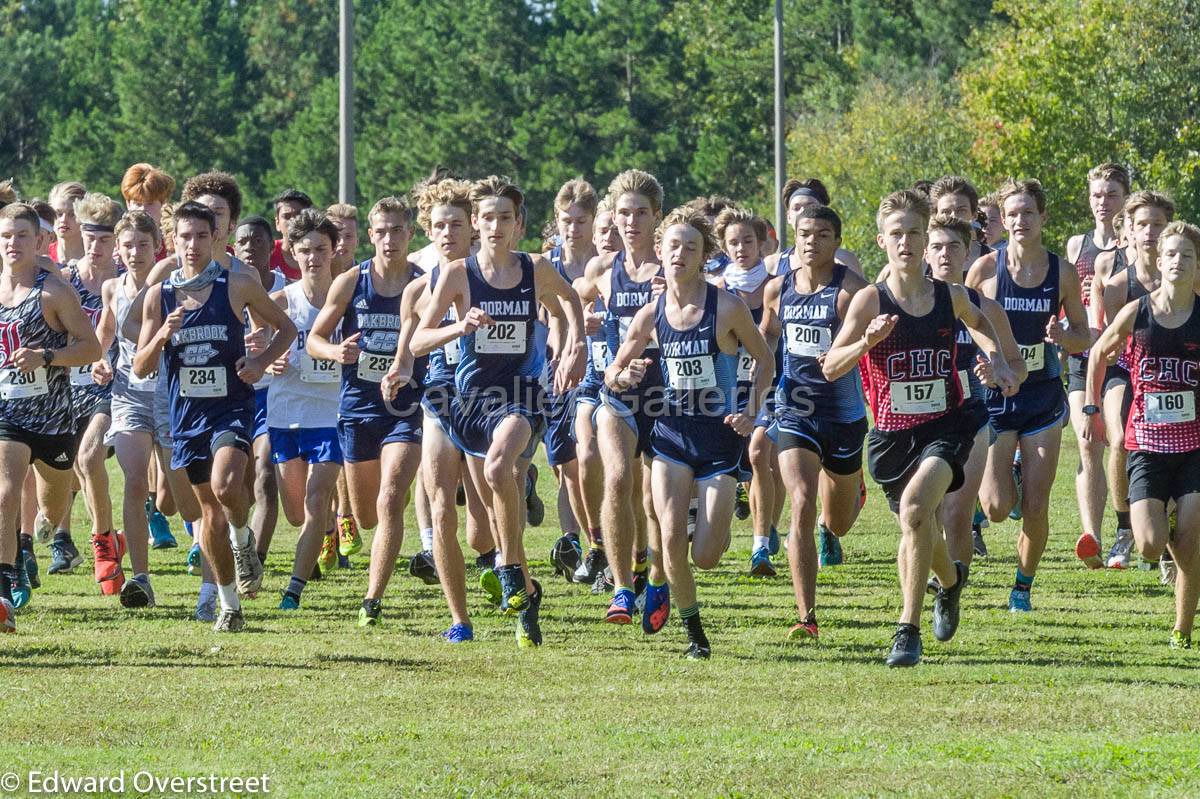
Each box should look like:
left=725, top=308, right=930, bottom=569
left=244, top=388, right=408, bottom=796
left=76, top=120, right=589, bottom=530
left=410, top=176, right=585, bottom=648
left=967, top=179, right=1090, bottom=613
left=1085, top=221, right=1200, bottom=648
left=760, top=205, right=869, bottom=641
left=1091, top=191, right=1173, bottom=570
left=307, top=196, right=426, bottom=629
left=0, top=203, right=102, bottom=631
left=605, top=206, right=774, bottom=658
left=135, top=201, right=297, bottom=633
left=828, top=190, right=1018, bottom=668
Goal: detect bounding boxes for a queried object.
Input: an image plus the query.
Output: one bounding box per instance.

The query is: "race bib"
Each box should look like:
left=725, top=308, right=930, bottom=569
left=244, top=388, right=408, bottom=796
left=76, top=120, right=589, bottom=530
left=1145, top=391, right=1196, bottom=424
left=786, top=323, right=832, bottom=358
left=443, top=340, right=461, bottom=365
left=1020, top=343, right=1045, bottom=372
left=958, top=369, right=972, bottom=398
left=300, top=353, right=340, bottom=384
left=0, top=366, right=48, bottom=400
left=70, top=364, right=94, bottom=387
left=476, top=321, right=526, bottom=354
left=179, top=366, right=227, bottom=398
left=618, top=316, right=657, bottom=349
left=737, top=349, right=754, bottom=382
left=889, top=379, right=947, bottom=415
left=129, top=368, right=158, bottom=392
left=356, top=352, right=392, bottom=383
left=665, top=356, right=716, bottom=390
left=590, top=339, right=610, bottom=370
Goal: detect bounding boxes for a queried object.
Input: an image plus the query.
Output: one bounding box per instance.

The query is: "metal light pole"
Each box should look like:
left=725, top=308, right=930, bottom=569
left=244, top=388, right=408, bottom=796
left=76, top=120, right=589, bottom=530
left=773, top=0, right=785, bottom=249
left=338, top=0, right=355, bottom=204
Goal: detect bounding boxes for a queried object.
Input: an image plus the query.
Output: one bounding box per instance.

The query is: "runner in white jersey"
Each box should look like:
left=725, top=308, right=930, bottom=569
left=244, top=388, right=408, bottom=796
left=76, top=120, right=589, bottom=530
left=267, top=210, right=344, bottom=610
left=97, top=211, right=201, bottom=608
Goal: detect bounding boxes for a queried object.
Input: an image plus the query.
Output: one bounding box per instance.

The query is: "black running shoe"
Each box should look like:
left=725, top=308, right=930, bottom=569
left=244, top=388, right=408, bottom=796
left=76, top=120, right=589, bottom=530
left=573, top=547, right=607, bottom=585
left=684, top=640, right=711, bottom=659
left=734, top=483, right=750, bottom=521
left=525, top=464, right=545, bottom=527
left=516, top=579, right=543, bottom=648
left=972, top=523, right=988, bottom=558
left=310, top=562, right=322, bottom=581
left=475, top=549, right=498, bottom=570
left=550, top=534, right=582, bottom=582
left=933, top=561, right=966, bottom=642
left=408, top=550, right=439, bottom=585
left=683, top=613, right=711, bottom=659
left=886, top=624, right=922, bottom=667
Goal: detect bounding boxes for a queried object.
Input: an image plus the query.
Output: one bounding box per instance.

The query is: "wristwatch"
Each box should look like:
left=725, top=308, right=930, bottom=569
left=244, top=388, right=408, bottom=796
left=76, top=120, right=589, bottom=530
left=41, top=348, right=54, bottom=367
left=1082, top=404, right=1100, bottom=416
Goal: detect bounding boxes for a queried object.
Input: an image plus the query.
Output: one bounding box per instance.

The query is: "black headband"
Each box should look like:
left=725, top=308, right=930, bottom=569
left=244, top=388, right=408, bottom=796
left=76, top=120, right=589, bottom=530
left=81, top=222, right=115, bottom=233
left=787, top=187, right=822, bottom=204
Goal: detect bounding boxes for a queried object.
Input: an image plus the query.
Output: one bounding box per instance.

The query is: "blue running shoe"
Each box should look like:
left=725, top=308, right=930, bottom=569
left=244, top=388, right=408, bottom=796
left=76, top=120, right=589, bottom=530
left=442, top=623, right=474, bottom=643
left=606, top=588, right=635, bottom=624
left=9, top=561, right=31, bottom=610
left=279, top=592, right=301, bottom=610
left=767, top=525, right=781, bottom=557
left=195, top=591, right=217, bottom=623
left=642, top=582, right=670, bottom=635
left=47, top=535, right=83, bottom=574
left=20, top=537, right=39, bottom=590
left=818, top=524, right=844, bottom=567
left=187, top=543, right=202, bottom=576
left=1009, top=460, right=1023, bottom=521
left=1008, top=588, right=1032, bottom=613
left=148, top=510, right=177, bottom=550
left=516, top=580, right=543, bottom=648
left=183, top=520, right=194, bottom=538
left=749, top=547, right=776, bottom=577
left=337, top=554, right=351, bottom=569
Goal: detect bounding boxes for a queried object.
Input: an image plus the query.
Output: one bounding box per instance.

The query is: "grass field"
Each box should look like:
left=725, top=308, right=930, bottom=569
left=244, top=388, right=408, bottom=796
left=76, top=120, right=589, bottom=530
left=4, top=439, right=1200, bottom=798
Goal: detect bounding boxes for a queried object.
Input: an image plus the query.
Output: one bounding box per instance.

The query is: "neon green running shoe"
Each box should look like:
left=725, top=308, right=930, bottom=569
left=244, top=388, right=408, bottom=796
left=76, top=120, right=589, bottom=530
left=357, top=598, right=381, bottom=627
left=479, top=568, right=502, bottom=608
left=337, top=514, right=362, bottom=558
left=1171, top=630, right=1192, bottom=650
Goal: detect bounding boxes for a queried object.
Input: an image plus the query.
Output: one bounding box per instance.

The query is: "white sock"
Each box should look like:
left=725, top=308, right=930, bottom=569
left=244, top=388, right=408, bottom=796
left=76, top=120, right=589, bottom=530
left=229, top=523, right=251, bottom=550
left=216, top=582, right=240, bottom=612
left=753, top=535, right=770, bottom=552
left=494, top=550, right=503, bottom=568
left=420, top=527, right=434, bottom=551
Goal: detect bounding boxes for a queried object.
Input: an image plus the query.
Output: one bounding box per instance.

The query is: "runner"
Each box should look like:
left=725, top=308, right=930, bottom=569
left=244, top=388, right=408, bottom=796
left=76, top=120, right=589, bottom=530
left=307, top=195, right=426, bottom=627
left=271, top=189, right=313, bottom=281
left=1084, top=220, right=1200, bottom=648
left=967, top=179, right=1090, bottom=612
left=47, top=181, right=85, bottom=264
left=0, top=202, right=102, bottom=627
left=134, top=201, right=297, bottom=631
left=410, top=175, right=586, bottom=647
left=605, top=206, right=774, bottom=658
left=772, top=177, right=863, bottom=276
left=827, top=189, right=1018, bottom=666
left=759, top=205, right=869, bottom=639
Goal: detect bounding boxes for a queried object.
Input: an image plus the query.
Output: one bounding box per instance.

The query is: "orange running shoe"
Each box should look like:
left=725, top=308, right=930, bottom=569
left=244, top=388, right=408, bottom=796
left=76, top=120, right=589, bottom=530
left=1075, top=532, right=1103, bottom=570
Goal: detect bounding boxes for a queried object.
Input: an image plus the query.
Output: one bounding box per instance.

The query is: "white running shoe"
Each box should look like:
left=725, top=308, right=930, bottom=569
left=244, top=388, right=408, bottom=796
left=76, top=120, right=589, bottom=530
left=1107, top=528, right=1134, bottom=569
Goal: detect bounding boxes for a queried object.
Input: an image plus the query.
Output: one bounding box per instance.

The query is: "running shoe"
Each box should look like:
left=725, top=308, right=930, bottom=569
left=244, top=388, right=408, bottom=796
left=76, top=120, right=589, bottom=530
left=768, top=525, right=781, bottom=557
left=443, top=623, right=474, bottom=643
left=684, top=641, right=712, bottom=660
left=1107, top=528, right=1134, bottom=569
left=498, top=564, right=528, bottom=615
left=1075, top=532, right=1103, bottom=570
left=972, top=523, right=989, bottom=558
left=195, top=591, right=217, bottom=623
left=525, top=464, right=545, bottom=527
left=1161, top=555, right=1178, bottom=586
left=550, top=533, right=582, bottom=582
left=337, top=554, right=351, bottom=570
left=119, top=574, right=156, bottom=609
left=788, top=613, right=819, bottom=642
left=516, top=580, right=543, bottom=648
left=749, top=547, right=776, bottom=577
left=606, top=588, right=635, bottom=624
left=573, top=547, right=607, bottom=585
left=92, top=530, right=124, bottom=583
left=183, top=520, right=194, bottom=538
left=932, top=561, right=966, bottom=642
left=232, top=532, right=264, bottom=597
left=590, top=566, right=614, bottom=595
left=475, top=550, right=498, bottom=570
left=1008, top=459, right=1023, bottom=520
left=48, top=534, right=83, bottom=574
left=317, top=532, right=337, bottom=572
left=279, top=592, right=301, bottom=610
left=0, top=597, right=14, bottom=633
left=9, top=561, right=31, bottom=610
left=1170, top=630, right=1192, bottom=650
left=20, top=538, right=39, bottom=590
left=818, top=524, right=843, bottom=567
left=147, top=502, right=177, bottom=549
left=734, top=483, right=750, bottom=521
left=213, top=608, right=245, bottom=632
left=358, top=598, right=382, bottom=627
left=1008, top=588, right=1032, bottom=613
left=642, top=582, right=670, bottom=635
left=337, top=514, right=362, bottom=557
left=632, top=566, right=648, bottom=600
left=187, top=542, right=202, bottom=575
left=886, top=625, right=922, bottom=667
left=408, top=550, right=439, bottom=585
left=34, top=511, right=52, bottom=545
left=479, top=568, right=502, bottom=607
